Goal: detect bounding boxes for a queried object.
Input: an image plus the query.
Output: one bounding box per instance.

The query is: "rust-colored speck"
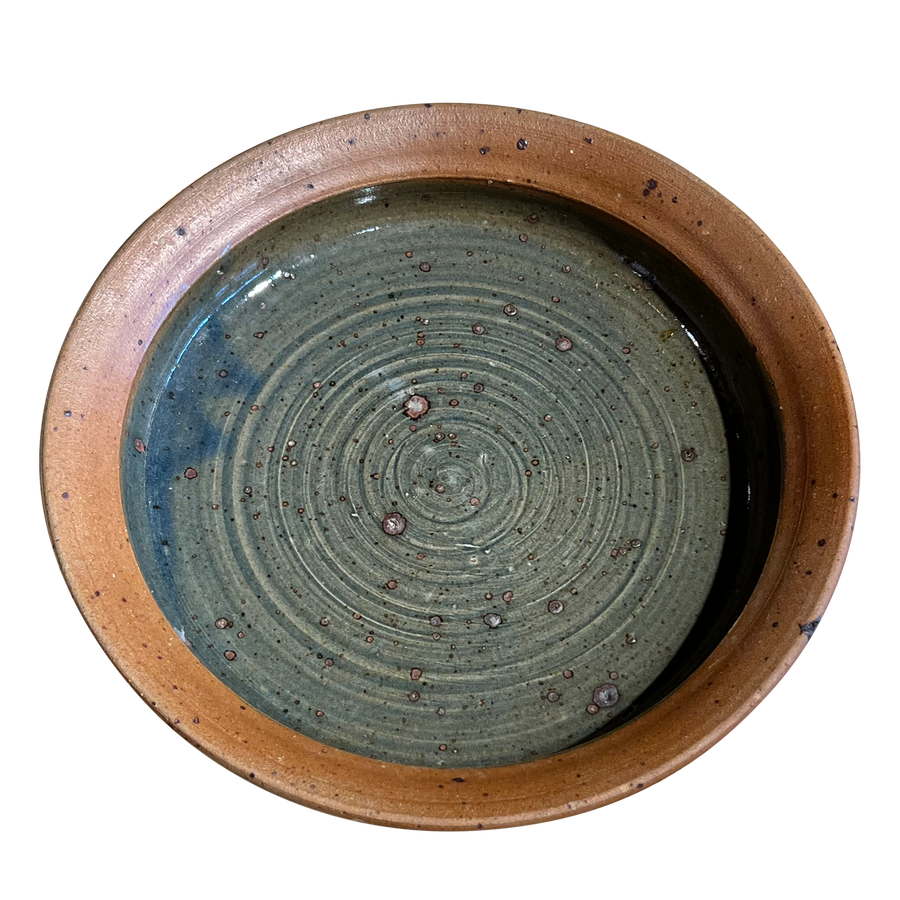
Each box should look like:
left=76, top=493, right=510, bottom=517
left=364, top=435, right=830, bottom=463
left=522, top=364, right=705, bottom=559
left=404, top=394, right=430, bottom=419
left=382, top=512, right=407, bottom=535
left=593, top=684, right=619, bottom=708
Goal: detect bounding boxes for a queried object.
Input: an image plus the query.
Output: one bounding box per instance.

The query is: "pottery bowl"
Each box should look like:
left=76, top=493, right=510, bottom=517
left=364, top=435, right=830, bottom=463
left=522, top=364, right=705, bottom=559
left=41, top=104, right=858, bottom=829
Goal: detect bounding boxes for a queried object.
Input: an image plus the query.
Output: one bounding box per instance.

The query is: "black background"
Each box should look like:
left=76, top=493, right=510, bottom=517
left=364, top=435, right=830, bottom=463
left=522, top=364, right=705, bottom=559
left=38, top=102, right=860, bottom=832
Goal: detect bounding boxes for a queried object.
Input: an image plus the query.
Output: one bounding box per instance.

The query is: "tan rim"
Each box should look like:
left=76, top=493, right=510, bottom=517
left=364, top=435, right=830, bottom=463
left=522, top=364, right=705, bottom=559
left=41, top=104, right=858, bottom=829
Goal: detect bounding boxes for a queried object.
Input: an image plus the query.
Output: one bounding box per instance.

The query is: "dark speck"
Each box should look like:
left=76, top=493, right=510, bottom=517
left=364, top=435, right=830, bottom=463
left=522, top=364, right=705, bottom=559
left=479, top=147, right=490, bottom=155
left=516, top=138, right=528, bottom=151
left=175, top=226, right=187, bottom=236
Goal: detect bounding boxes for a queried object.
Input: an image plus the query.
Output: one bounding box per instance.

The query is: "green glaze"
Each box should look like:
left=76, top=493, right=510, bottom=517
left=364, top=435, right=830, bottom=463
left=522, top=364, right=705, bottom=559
left=122, top=180, right=729, bottom=767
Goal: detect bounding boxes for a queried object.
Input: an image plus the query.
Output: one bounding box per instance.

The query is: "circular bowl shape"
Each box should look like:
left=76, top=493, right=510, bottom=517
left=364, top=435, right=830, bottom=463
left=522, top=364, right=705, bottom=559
left=42, top=104, right=858, bottom=829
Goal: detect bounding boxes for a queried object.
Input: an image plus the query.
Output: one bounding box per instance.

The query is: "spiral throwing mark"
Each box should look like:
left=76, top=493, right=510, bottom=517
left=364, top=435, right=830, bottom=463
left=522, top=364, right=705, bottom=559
left=122, top=181, right=729, bottom=767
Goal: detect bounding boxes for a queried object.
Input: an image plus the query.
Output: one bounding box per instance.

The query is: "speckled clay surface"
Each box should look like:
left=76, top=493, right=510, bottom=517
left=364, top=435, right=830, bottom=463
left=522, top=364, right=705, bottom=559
left=42, top=104, right=858, bottom=828
left=122, top=181, right=728, bottom=766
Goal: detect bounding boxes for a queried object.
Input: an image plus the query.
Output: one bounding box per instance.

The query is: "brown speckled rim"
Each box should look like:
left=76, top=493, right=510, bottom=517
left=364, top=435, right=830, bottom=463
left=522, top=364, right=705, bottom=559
left=41, top=104, right=858, bottom=830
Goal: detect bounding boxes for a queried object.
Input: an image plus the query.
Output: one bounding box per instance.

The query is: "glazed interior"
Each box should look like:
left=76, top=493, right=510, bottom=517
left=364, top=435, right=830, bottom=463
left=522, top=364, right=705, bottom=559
left=121, top=180, right=781, bottom=767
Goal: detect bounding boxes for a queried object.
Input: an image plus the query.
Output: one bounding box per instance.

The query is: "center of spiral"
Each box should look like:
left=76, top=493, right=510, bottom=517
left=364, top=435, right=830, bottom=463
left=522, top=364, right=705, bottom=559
left=431, top=460, right=480, bottom=499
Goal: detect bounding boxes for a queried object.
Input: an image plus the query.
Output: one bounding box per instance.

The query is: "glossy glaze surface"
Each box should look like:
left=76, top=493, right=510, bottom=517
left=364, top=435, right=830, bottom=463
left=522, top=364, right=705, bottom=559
left=123, top=180, right=729, bottom=766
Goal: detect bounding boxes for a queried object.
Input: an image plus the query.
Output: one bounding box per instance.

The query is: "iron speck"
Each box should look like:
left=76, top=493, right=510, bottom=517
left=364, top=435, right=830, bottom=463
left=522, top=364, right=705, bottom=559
left=382, top=512, right=408, bottom=536
left=593, top=684, right=620, bottom=708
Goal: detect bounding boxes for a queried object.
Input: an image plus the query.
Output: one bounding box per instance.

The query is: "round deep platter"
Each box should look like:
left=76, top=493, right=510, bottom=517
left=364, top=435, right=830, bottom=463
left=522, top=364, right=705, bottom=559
left=42, top=104, right=858, bottom=828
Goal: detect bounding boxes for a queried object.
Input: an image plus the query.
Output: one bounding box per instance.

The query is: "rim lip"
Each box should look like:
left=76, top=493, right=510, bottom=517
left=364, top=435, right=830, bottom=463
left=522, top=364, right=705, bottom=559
left=41, top=103, right=859, bottom=830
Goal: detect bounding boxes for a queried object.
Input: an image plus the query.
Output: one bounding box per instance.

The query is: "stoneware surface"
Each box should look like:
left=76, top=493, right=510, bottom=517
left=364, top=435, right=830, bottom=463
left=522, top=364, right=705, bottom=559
left=42, top=100, right=858, bottom=831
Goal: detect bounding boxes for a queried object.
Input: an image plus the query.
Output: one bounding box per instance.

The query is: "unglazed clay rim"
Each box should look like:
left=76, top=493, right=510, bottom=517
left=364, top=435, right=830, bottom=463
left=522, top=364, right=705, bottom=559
left=42, top=104, right=858, bottom=830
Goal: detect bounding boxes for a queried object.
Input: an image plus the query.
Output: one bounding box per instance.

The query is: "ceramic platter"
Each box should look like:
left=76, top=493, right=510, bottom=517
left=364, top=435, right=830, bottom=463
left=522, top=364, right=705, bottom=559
left=42, top=104, right=858, bottom=828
